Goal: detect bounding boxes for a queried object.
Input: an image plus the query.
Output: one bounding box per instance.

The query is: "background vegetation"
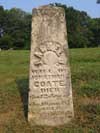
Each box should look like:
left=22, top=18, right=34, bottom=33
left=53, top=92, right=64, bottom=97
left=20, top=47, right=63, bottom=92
left=0, top=48, right=100, bottom=132
left=0, top=3, right=100, bottom=49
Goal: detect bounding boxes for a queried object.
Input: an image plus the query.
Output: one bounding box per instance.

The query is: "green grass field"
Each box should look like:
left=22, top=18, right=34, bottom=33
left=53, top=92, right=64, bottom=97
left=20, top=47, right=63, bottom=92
left=0, top=48, right=100, bottom=133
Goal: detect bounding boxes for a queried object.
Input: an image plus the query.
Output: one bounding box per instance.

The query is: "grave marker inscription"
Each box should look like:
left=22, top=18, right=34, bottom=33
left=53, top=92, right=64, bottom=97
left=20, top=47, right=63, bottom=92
left=28, top=5, right=74, bottom=126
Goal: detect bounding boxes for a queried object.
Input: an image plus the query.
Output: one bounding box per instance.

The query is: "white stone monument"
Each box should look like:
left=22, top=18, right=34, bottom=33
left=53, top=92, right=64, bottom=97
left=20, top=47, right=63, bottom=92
left=28, top=5, right=74, bottom=126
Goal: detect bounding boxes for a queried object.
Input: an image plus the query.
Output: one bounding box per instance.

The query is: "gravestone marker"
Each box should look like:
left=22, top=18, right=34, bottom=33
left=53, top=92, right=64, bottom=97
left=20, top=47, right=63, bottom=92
left=28, top=5, right=74, bottom=126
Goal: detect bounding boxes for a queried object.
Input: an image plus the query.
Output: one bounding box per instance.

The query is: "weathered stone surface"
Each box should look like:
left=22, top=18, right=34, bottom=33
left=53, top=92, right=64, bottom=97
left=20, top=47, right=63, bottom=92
left=28, top=5, right=74, bottom=126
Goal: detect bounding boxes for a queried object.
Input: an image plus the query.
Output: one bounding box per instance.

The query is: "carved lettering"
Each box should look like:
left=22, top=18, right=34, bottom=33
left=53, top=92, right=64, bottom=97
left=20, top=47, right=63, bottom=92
left=28, top=5, right=74, bottom=126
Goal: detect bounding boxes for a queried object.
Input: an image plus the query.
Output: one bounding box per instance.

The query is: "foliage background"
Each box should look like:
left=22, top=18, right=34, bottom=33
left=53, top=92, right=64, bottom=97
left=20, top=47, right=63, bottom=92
left=0, top=3, right=100, bottom=49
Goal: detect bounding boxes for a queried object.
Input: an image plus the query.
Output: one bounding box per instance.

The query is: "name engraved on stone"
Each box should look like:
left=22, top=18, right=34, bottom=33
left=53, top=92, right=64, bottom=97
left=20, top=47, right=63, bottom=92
left=28, top=5, right=74, bottom=126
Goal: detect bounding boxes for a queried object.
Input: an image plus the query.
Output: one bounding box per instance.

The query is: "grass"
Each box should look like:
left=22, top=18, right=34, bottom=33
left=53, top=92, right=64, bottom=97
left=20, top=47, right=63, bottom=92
left=0, top=48, right=100, bottom=133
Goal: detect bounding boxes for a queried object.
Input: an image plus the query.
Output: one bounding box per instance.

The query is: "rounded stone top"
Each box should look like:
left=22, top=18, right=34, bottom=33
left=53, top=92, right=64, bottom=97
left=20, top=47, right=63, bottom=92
left=32, top=5, right=65, bottom=17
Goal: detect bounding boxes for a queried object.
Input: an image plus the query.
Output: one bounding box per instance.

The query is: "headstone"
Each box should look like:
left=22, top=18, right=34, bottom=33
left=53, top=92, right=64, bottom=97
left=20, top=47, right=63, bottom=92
left=8, top=48, right=13, bottom=50
left=28, top=5, right=74, bottom=126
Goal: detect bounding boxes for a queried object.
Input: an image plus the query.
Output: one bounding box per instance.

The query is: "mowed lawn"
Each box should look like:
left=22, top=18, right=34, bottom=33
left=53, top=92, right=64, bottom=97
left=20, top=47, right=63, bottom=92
left=0, top=48, right=100, bottom=133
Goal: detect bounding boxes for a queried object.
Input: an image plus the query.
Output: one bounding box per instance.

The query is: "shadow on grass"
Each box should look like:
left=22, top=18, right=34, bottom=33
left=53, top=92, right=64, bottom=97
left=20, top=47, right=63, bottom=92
left=16, top=78, right=29, bottom=120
